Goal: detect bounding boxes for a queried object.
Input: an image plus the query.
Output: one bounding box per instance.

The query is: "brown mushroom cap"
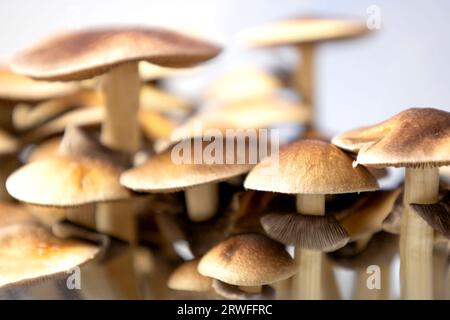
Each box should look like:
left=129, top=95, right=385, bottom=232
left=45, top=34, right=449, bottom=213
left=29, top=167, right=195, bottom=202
left=332, top=108, right=450, bottom=168
left=11, top=26, right=221, bottom=81
left=6, top=155, right=130, bottom=207
left=120, top=137, right=258, bottom=192
left=0, top=68, right=78, bottom=103
left=198, top=233, right=295, bottom=286
left=167, top=259, right=212, bottom=292
left=339, top=188, right=401, bottom=240
left=240, top=16, right=367, bottom=47
left=0, top=223, right=98, bottom=288
left=244, top=139, right=379, bottom=194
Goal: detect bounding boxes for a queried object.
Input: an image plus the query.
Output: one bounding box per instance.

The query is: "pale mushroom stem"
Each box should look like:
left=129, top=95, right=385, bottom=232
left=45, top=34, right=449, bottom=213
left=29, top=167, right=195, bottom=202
left=101, top=62, right=141, bottom=153
left=238, top=285, right=262, bottom=294
left=294, top=193, right=325, bottom=300
left=295, top=44, right=315, bottom=129
left=401, top=166, right=439, bottom=299
left=185, top=182, right=219, bottom=222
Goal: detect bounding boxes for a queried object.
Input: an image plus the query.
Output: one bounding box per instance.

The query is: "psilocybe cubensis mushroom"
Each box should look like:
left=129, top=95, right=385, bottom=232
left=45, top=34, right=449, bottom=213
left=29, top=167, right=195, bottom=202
left=332, top=107, right=450, bottom=299
left=197, top=233, right=295, bottom=300
left=244, top=139, right=379, bottom=299
left=0, top=203, right=100, bottom=288
left=239, top=15, right=369, bottom=128
left=121, top=136, right=269, bottom=223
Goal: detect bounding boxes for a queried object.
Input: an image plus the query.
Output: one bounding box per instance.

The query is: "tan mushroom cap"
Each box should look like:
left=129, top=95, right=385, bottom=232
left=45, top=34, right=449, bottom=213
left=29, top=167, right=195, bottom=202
left=0, top=223, right=98, bottom=288
left=27, top=137, right=61, bottom=162
left=332, top=108, right=450, bottom=168
left=198, top=233, right=295, bottom=286
left=170, top=98, right=310, bottom=142
left=167, top=259, right=212, bottom=292
left=140, top=85, right=192, bottom=116
left=339, top=188, right=401, bottom=241
left=205, top=66, right=282, bottom=102
left=240, top=16, right=368, bottom=47
left=245, top=139, right=379, bottom=195
left=0, top=68, right=78, bottom=103
left=6, top=155, right=131, bottom=206
left=120, top=137, right=257, bottom=192
left=0, top=129, right=20, bottom=156
left=11, top=26, right=222, bottom=81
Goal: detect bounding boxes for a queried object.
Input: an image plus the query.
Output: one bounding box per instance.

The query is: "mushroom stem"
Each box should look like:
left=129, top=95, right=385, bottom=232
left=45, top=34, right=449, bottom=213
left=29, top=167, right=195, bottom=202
left=185, top=183, right=219, bottom=222
left=294, top=193, right=325, bottom=300
left=96, top=201, right=137, bottom=243
left=401, top=167, right=439, bottom=299
left=295, top=44, right=315, bottom=129
left=238, top=285, right=262, bottom=294
left=101, top=62, right=141, bottom=154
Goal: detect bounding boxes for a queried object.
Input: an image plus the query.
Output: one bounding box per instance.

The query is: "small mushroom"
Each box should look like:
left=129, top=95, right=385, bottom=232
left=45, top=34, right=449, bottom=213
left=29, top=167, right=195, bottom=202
left=332, top=107, right=450, bottom=299
left=167, top=259, right=212, bottom=293
left=245, top=139, right=378, bottom=299
left=198, top=233, right=295, bottom=299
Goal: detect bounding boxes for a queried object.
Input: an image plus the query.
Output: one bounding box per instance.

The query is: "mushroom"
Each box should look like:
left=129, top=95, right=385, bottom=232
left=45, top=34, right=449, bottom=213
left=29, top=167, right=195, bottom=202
left=121, top=137, right=260, bottom=222
left=332, top=107, right=450, bottom=299
left=6, top=125, right=131, bottom=207
left=244, top=139, right=379, bottom=299
left=0, top=222, right=99, bottom=288
left=0, top=130, right=20, bottom=200
left=11, top=26, right=221, bottom=154
left=240, top=16, right=368, bottom=128
left=198, top=233, right=296, bottom=299
left=167, top=259, right=212, bottom=294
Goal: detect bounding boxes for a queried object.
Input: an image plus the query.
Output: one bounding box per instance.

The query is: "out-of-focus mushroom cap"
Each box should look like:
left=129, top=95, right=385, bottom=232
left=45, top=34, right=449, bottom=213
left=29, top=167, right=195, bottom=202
left=12, top=26, right=221, bottom=81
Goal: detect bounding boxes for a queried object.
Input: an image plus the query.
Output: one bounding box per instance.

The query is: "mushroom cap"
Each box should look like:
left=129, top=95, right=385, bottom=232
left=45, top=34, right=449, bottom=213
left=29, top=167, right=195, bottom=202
left=170, top=98, right=310, bottom=142
left=205, top=66, right=282, bottom=103
left=120, top=137, right=258, bottom=192
left=244, top=139, right=379, bottom=195
left=240, top=16, right=367, bottom=47
left=332, top=108, right=450, bottom=168
left=140, top=85, right=192, bottom=116
left=6, top=155, right=130, bottom=206
left=167, top=259, right=212, bottom=292
left=0, top=223, right=98, bottom=288
left=198, top=233, right=295, bottom=286
left=11, top=26, right=221, bottom=81
left=27, top=137, right=62, bottom=162
left=0, top=68, right=78, bottom=103
left=339, top=188, right=401, bottom=241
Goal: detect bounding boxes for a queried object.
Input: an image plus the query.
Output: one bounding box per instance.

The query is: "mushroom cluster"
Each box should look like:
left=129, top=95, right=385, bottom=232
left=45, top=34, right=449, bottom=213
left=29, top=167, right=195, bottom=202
left=0, top=12, right=448, bottom=302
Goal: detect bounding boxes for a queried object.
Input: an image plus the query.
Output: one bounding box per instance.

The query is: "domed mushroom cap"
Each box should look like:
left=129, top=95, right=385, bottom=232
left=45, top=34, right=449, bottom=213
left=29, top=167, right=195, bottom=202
left=244, top=139, right=379, bottom=194
left=120, top=137, right=258, bottom=192
left=0, top=68, right=78, bottom=103
left=198, top=233, right=295, bottom=286
left=6, top=155, right=131, bottom=206
left=240, top=16, right=367, bottom=47
left=0, top=223, right=98, bottom=288
left=332, top=108, right=450, bottom=168
left=167, top=259, right=212, bottom=292
left=11, top=26, right=222, bottom=81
